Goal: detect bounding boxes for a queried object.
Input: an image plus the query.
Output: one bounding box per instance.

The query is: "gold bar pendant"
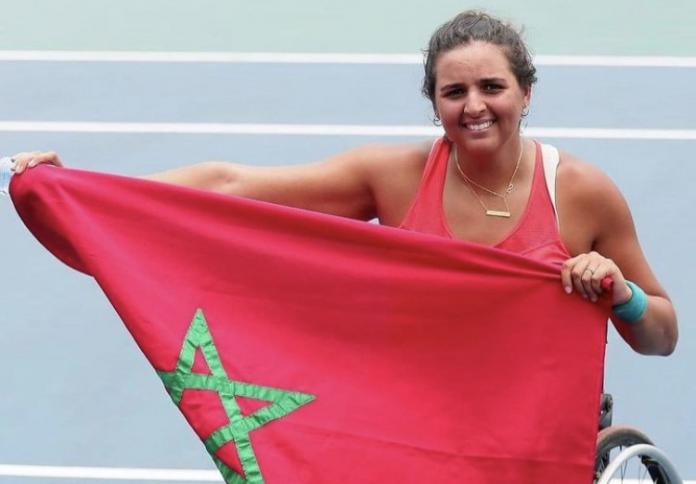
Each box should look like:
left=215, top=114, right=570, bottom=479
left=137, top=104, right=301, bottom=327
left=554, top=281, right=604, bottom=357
left=486, top=210, right=511, bottom=218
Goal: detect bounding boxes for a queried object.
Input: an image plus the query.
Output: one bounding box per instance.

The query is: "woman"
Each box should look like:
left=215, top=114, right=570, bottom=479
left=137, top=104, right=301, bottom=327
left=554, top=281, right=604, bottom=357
left=10, top=11, right=677, bottom=355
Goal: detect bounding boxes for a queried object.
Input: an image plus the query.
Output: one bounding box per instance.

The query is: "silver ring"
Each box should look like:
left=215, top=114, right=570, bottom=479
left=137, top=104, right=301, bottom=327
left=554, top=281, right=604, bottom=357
left=585, top=267, right=596, bottom=274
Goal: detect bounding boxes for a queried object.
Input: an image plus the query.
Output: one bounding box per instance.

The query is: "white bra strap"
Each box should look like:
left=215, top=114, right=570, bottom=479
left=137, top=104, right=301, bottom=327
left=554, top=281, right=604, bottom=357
left=540, top=143, right=560, bottom=227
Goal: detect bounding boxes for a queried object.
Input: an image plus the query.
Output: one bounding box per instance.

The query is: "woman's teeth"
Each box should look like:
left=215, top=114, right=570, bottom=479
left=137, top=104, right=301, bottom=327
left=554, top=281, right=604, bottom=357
left=464, top=120, right=494, bottom=131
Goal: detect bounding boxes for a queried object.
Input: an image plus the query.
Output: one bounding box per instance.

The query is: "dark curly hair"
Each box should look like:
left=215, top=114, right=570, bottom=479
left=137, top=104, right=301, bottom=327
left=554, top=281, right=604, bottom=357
left=422, top=11, right=537, bottom=112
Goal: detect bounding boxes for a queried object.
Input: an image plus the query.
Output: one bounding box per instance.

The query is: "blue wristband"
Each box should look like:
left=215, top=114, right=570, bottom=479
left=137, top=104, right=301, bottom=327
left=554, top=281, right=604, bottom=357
left=612, top=280, right=648, bottom=323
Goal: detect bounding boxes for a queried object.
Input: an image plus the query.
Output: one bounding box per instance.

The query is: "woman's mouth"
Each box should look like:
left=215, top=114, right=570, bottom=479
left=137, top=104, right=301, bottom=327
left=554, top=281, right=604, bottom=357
left=462, top=120, right=495, bottom=131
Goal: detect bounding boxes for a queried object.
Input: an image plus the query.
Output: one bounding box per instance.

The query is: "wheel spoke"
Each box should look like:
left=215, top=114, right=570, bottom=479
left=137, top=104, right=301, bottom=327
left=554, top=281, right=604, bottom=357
left=594, top=426, right=676, bottom=484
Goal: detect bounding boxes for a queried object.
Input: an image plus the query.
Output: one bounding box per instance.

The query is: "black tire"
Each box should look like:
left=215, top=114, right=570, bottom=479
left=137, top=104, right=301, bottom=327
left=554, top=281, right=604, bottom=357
left=594, top=425, right=671, bottom=483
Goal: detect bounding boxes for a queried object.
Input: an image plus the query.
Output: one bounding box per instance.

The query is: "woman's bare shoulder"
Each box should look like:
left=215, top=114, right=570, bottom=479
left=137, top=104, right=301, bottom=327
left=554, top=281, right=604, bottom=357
left=556, top=150, right=624, bottom=207
left=359, top=141, right=432, bottom=183
left=556, top=150, right=635, bottom=248
left=349, top=140, right=434, bottom=223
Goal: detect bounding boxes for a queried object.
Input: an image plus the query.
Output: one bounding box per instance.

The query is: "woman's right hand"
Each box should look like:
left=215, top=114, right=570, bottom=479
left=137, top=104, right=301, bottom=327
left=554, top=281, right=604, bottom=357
left=11, top=151, right=64, bottom=174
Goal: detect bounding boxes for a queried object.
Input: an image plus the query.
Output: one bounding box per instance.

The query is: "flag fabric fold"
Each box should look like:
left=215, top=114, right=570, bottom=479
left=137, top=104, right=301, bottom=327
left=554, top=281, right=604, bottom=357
left=11, top=166, right=608, bottom=484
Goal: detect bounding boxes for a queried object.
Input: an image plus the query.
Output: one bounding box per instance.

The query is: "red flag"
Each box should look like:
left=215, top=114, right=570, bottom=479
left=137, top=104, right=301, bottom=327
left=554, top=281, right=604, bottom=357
left=11, top=166, right=608, bottom=484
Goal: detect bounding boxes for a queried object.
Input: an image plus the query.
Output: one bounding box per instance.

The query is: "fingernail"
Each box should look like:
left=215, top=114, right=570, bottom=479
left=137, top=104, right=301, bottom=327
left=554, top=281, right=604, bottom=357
left=28, top=160, right=36, bottom=167
left=564, top=286, right=572, bottom=294
left=582, top=294, right=588, bottom=299
left=591, top=296, right=598, bottom=303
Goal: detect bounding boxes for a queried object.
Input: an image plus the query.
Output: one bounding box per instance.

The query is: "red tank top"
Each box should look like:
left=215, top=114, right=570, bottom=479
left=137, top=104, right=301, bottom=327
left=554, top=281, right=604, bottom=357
left=399, top=138, right=571, bottom=265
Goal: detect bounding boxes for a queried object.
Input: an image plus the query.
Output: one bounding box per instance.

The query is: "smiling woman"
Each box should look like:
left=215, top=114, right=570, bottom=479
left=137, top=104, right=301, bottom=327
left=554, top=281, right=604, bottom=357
left=10, top=10, right=677, bottom=358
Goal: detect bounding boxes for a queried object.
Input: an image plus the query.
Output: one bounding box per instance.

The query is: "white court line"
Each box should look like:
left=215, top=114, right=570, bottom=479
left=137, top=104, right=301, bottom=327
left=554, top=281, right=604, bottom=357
left=0, top=464, right=222, bottom=481
left=0, top=465, right=693, bottom=483
left=0, top=121, right=695, bottom=140
left=602, top=482, right=696, bottom=484
left=0, top=121, right=440, bottom=137
left=524, top=127, right=696, bottom=140
left=0, top=50, right=695, bottom=67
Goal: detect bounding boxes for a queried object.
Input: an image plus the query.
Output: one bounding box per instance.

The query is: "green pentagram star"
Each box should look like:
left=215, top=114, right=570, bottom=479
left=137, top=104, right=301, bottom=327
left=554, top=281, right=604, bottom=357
left=156, top=309, right=316, bottom=484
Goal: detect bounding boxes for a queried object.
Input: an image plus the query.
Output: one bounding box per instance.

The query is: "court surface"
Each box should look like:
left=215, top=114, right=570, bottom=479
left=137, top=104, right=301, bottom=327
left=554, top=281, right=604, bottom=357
left=1, top=1, right=695, bottom=482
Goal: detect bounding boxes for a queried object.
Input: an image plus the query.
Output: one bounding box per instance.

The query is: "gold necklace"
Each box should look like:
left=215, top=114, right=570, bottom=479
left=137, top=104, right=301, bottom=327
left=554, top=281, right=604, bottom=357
left=454, top=141, right=525, bottom=218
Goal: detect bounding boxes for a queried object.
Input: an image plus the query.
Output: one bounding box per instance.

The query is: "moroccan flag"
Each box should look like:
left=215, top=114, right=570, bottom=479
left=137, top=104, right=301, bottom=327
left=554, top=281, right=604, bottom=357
left=11, top=166, right=608, bottom=484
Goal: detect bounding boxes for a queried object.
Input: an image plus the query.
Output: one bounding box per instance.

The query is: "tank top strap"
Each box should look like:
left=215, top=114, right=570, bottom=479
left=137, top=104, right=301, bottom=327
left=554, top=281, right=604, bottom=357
left=540, top=143, right=560, bottom=227
left=495, top=141, right=569, bottom=262
left=398, top=137, right=452, bottom=237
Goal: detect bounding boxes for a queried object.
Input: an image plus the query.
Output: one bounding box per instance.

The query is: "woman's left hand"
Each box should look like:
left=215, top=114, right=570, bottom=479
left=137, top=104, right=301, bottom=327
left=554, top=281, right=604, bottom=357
left=561, top=251, right=632, bottom=305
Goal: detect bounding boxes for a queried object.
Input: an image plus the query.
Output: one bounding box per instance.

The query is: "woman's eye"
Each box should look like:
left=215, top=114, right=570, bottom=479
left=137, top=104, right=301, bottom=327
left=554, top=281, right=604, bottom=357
left=445, top=88, right=464, bottom=97
left=483, top=83, right=503, bottom=92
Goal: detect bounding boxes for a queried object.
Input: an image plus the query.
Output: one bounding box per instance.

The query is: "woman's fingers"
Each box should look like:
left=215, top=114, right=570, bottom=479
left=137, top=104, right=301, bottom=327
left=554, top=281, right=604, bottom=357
left=10, top=152, right=36, bottom=174
left=589, top=259, right=613, bottom=296
left=581, top=254, right=606, bottom=302
left=560, top=256, right=577, bottom=295
left=11, top=151, right=63, bottom=174
left=31, top=151, right=64, bottom=168
left=562, top=255, right=586, bottom=297
left=567, top=254, right=593, bottom=300
left=578, top=258, right=597, bottom=300
left=563, top=252, right=620, bottom=303
left=571, top=264, right=588, bottom=299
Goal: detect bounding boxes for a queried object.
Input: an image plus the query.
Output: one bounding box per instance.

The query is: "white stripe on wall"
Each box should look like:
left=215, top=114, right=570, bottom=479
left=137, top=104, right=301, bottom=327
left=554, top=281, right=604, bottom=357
left=0, top=51, right=695, bottom=67
left=0, top=464, right=693, bottom=483
left=0, top=121, right=695, bottom=140
left=0, top=464, right=222, bottom=481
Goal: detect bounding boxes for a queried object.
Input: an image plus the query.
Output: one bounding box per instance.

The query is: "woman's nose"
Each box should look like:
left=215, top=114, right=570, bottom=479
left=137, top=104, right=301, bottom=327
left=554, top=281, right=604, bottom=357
left=464, top=92, right=486, bottom=116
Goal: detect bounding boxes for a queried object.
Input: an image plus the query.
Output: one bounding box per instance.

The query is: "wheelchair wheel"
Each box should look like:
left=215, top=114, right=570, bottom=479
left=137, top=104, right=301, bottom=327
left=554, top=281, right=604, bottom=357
left=594, top=425, right=673, bottom=483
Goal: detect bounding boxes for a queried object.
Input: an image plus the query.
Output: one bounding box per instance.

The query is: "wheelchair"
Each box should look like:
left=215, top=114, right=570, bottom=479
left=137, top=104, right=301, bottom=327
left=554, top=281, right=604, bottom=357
left=593, top=393, right=682, bottom=483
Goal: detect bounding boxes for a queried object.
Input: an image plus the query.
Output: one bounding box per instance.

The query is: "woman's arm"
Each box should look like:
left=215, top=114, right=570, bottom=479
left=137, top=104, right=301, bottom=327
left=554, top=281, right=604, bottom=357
left=10, top=148, right=377, bottom=219
left=10, top=143, right=430, bottom=222
left=557, top=156, right=678, bottom=356
left=141, top=148, right=379, bottom=220
left=147, top=142, right=431, bottom=220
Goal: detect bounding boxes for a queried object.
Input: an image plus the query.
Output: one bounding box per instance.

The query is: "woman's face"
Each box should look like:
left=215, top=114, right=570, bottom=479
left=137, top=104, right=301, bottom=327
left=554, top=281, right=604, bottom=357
left=434, top=41, right=531, bottom=157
